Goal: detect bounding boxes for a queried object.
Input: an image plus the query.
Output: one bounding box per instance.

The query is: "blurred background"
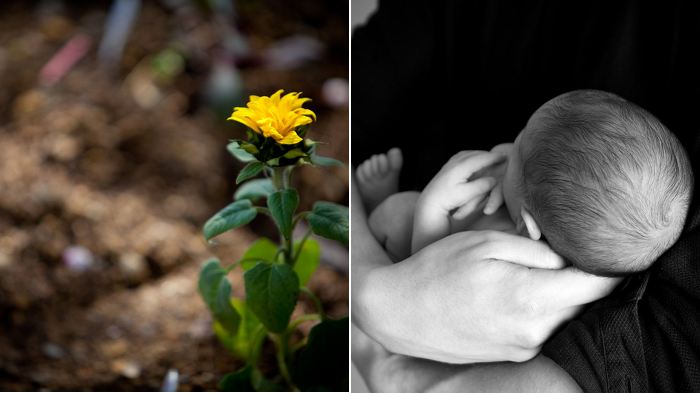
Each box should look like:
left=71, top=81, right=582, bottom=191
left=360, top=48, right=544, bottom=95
left=0, top=0, right=348, bottom=390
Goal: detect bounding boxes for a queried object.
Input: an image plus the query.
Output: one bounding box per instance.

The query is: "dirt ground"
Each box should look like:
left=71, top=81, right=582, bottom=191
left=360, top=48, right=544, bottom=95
left=0, top=0, right=349, bottom=390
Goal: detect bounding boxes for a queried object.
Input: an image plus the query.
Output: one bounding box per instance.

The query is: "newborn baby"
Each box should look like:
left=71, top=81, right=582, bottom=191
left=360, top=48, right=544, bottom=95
left=358, top=89, right=693, bottom=276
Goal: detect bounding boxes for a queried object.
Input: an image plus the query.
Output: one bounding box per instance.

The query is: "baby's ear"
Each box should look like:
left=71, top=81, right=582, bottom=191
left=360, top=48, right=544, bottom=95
left=521, top=206, right=541, bottom=241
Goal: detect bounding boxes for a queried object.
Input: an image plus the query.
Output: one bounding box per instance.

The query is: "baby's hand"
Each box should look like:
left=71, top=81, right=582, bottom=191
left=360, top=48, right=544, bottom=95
left=419, top=150, right=507, bottom=220
left=481, top=143, right=514, bottom=215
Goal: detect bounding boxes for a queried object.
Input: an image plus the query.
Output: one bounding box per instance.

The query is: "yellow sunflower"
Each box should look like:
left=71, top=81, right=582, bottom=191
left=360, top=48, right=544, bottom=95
left=228, top=90, right=316, bottom=145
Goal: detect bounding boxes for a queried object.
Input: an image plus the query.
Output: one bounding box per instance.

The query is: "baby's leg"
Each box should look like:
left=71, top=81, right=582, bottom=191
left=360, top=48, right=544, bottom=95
left=356, top=148, right=403, bottom=212
left=368, top=192, right=420, bottom=262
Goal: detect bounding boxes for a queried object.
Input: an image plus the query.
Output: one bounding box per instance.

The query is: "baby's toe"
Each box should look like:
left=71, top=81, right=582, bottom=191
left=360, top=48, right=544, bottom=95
left=376, top=154, right=389, bottom=174
left=387, top=147, right=403, bottom=171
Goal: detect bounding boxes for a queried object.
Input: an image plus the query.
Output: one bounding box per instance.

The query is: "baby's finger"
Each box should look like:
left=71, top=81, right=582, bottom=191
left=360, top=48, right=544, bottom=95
left=451, top=152, right=507, bottom=179
left=456, top=176, right=497, bottom=200
left=453, top=192, right=489, bottom=220
left=483, top=181, right=504, bottom=215
left=451, top=177, right=497, bottom=219
left=448, top=150, right=480, bottom=163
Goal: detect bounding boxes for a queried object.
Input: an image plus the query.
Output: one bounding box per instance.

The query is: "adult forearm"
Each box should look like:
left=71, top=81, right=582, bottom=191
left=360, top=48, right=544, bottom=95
left=350, top=170, right=395, bottom=336
left=368, top=355, right=581, bottom=393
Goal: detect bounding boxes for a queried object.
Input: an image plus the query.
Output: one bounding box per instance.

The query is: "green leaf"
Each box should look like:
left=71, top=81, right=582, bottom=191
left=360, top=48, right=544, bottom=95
left=303, top=139, right=327, bottom=149
left=282, top=148, right=307, bottom=159
left=295, top=124, right=310, bottom=139
left=247, top=129, right=262, bottom=145
left=215, top=277, right=240, bottom=332
left=234, top=178, right=274, bottom=202
left=293, top=239, right=320, bottom=286
left=214, top=299, right=264, bottom=361
left=307, top=202, right=349, bottom=246
left=227, top=141, right=257, bottom=163
left=237, top=161, right=265, bottom=184
left=203, top=200, right=257, bottom=242
left=293, top=317, right=349, bottom=392
left=295, top=156, right=315, bottom=167
left=244, top=262, right=300, bottom=333
left=241, top=237, right=279, bottom=270
left=218, top=365, right=255, bottom=392
left=310, top=154, right=346, bottom=169
left=238, top=142, right=260, bottom=154
left=266, top=157, right=281, bottom=167
left=267, top=189, right=299, bottom=240
left=198, top=259, right=241, bottom=334
left=199, top=258, right=224, bottom=311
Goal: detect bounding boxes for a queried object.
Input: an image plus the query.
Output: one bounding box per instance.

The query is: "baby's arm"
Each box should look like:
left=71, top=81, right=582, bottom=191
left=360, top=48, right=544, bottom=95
left=412, top=151, right=506, bottom=254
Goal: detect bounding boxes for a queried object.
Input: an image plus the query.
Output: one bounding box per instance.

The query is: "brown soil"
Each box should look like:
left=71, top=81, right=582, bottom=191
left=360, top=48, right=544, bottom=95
left=0, top=0, right=349, bottom=390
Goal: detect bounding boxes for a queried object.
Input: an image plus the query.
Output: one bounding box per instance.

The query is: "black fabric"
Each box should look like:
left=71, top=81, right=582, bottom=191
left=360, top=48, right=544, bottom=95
left=353, top=1, right=700, bottom=391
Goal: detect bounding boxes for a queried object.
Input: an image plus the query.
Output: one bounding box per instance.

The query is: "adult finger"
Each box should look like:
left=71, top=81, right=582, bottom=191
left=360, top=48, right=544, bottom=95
left=532, top=267, right=624, bottom=308
left=482, top=231, right=567, bottom=270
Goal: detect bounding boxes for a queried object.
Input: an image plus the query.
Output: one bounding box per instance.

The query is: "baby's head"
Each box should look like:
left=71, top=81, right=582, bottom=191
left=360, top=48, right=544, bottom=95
left=502, top=90, right=693, bottom=277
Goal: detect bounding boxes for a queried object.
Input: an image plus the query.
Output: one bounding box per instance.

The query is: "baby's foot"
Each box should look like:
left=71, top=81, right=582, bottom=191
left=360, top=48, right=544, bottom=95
left=356, top=148, right=403, bottom=212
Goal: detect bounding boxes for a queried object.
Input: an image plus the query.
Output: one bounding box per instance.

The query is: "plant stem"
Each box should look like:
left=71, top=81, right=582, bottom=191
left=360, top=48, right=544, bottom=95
left=286, top=166, right=294, bottom=188
left=225, top=257, right=262, bottom=272
left=255, top=206, right=271, bottom=216
left=271, top=166, right=288, bottom=190
left=287, top=313, right=322, bottom=333
left=250, top=325, right=267, bottom=366
left=300, top=287, right=326, bottom=320
left=269, top=166, right=295, bottom=264
left=271, top=333, right=298, bottom=391
left=291, top=212, right=310, bottom=232
left=291, top=227, right=313, bottom=267
left=290, top=337, right=308, bottom=355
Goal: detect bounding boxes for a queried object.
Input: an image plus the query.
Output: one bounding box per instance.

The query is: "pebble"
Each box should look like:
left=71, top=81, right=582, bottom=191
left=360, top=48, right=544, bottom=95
left=118, top=252, right=147, bottom=277
left=160, top=368, right=179, bottom=392
left=322, top=78, right=349, bottom=108
left=112, top=359, right=141, bottom=379
left=105, top=325, right=123, bottom=339
left=41, top=342, right=64, bottom=359
left=120, top=361, right=141, bottom=379
left=188, top=317, right=213, bottom=339
left=0, top=250, right=11, bottom=268
left=12, top=89, right=47, bottom=118
left=62, top=245, right=94, bottom=272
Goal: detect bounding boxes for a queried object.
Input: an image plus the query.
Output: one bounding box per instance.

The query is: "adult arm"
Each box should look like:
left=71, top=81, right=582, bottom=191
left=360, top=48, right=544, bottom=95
left=351, top=168, right=622, bottom=363
left=353, top=323, right=581, bottom=393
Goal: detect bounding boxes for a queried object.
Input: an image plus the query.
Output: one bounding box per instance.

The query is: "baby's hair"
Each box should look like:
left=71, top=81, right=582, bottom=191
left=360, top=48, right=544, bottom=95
left=519, top=90, right=693, bottom=277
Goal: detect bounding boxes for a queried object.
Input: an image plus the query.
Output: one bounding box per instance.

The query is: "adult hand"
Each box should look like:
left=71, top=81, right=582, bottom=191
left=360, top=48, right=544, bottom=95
left=359, top=229, right=622, bottom=364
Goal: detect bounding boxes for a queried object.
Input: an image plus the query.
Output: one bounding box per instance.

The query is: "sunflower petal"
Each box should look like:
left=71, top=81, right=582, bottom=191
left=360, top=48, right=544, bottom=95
left=291, top=97, right=311, bottom=110
left=292, top=115, right=313, bottom=128
left=228, top=115, right=261, bottom=133
left=278, top=131, right=303, bottom=145
left=270, top=90, right=283, bottom=105
left=294, top=108, right=317, bottom=121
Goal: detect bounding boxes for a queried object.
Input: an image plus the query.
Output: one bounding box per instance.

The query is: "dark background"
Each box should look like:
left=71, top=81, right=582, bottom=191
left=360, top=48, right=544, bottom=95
left=352, top=0, right=700, bottom=191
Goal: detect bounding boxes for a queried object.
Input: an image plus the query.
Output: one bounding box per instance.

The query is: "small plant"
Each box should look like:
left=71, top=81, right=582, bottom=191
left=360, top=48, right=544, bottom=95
left=198, top=90, right=349, bottom=392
